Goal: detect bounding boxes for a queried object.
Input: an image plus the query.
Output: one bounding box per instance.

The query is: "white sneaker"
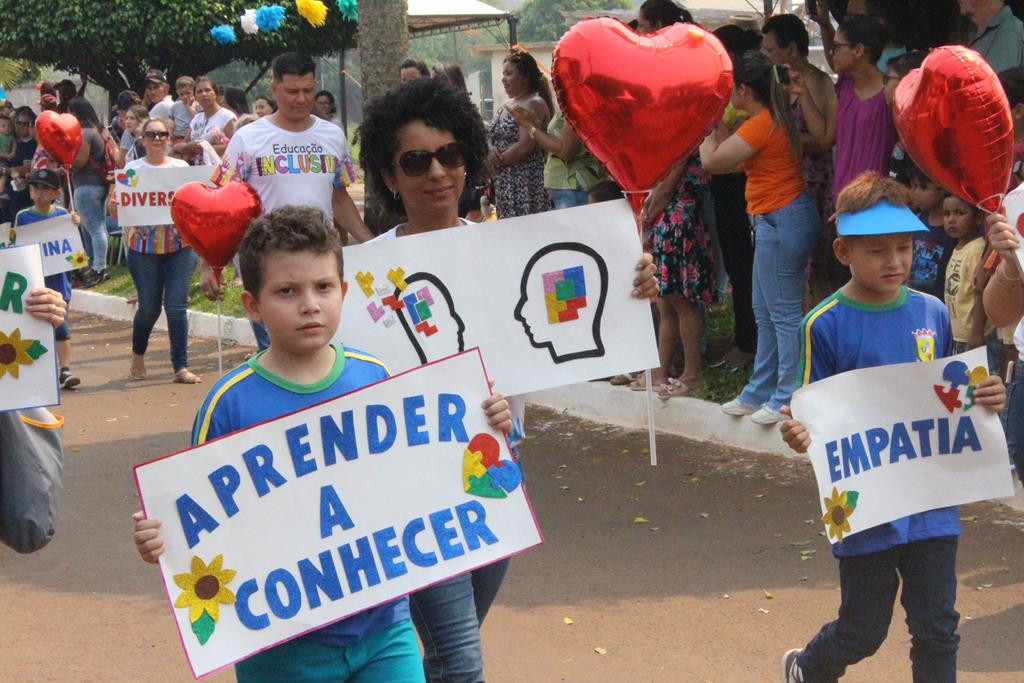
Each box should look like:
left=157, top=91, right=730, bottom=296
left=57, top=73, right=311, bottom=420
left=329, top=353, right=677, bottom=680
left=750, top=406, right=786, bottom=425
left=721, top=398, right=758, bottom=416
left=781, top=649, right=804, bottom=682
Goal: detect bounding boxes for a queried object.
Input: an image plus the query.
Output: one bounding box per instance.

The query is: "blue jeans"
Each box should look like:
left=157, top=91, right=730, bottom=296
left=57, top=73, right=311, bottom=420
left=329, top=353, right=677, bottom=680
left=127, top=248, right=198, bottom=371
left=1005, top=360, right=1024, bottom=482
left=74, top=184, right=108, bottom=272
left=547, top=188, right=589, bottom=209
left=798, top=537, right=959, bottom=682
left=738, top=193, right=820, bottom=411
left=409, top=558, right=510, bottom=682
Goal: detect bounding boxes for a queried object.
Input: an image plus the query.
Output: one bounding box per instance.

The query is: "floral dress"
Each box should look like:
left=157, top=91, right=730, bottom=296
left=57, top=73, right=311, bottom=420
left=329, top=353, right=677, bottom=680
left=646, top=155, right=716, bottom=303
left=489, top=106, right=552, bottom=218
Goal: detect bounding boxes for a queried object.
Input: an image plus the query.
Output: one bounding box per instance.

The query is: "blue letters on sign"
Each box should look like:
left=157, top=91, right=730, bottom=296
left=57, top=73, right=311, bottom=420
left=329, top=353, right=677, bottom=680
left=265, top=568, right=303, bottom=619
left=366, top=404, right=397, bottom=453
left=175, top=494, right=219, bottom=549
left=319, top=484, right=355, bottom=539
left=298, top=550, right=344, bottom=609
left=438, top=394, right=469, bottom=442
left=235, top=578, right=271, bottom=630
left=403, top=395, right=430, bottom=446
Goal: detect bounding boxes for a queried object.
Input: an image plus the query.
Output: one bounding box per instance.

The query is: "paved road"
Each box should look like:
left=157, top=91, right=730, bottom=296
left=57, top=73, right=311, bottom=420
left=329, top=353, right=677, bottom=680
left=2, top=314, right=1022, bottom=682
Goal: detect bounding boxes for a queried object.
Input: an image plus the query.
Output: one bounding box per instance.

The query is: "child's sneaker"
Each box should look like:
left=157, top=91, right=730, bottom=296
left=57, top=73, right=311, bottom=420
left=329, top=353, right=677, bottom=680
left=721, top=398, right=758, bottom=416
left=750, top=406, right=786, bottom=425
left=781, top=649, right=804, bottom=682
left=59, top=367, right=80, bottom=390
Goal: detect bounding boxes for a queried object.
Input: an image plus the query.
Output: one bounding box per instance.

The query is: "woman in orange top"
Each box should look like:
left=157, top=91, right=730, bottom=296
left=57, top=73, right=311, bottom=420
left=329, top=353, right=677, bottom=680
left=700, top=50, right=822, bottom=425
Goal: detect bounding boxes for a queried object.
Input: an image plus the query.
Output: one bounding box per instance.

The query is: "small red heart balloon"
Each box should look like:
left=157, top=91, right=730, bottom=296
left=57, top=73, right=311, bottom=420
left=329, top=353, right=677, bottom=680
left=35, top=111, right=82, bottom=167
left=170, top=181, right=262, bottom=268
left=552, top=18, right=733, bottom=192
left=894, top=45, right=1013, bottom=212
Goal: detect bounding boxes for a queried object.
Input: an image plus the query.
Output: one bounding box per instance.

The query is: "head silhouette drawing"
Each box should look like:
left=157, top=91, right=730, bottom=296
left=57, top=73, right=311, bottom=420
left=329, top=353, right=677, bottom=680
left=394, top=272, right=466, bottom=365
left=514, top=242, right=608, bottom=363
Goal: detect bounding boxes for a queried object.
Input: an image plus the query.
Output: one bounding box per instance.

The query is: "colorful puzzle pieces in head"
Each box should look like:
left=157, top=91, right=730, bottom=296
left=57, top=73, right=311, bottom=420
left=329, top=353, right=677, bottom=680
left=543, top=266, right=587, bottom=324
left=404, top=286, right=438, bottom=336
left=462, top=433, right=522, bottom=499
left=933, top=360, right=989, bottom=413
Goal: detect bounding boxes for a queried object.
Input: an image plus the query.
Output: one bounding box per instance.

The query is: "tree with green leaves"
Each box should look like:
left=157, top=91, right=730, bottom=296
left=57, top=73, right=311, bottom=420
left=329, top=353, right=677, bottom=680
left=517, top=0, right=633, bottom=43
left=0, top=1, right=356, bottom=95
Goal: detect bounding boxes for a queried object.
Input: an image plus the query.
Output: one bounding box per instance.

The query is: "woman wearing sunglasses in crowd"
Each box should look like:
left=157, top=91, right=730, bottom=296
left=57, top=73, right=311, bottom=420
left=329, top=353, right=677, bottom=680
left=107, top=118, right=200, bottom=384
left=359, top=75, right=658, bottom=682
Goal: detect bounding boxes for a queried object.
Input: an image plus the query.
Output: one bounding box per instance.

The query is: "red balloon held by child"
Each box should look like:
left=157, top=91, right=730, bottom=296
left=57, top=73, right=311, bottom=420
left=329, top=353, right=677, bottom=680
left=35, top=111, right=82, bottom=168
left=551, top=18, right=733, bottom=193
left=893, top=45, right=1013, bottom=213
left=170, top=181, right=262, bottom=270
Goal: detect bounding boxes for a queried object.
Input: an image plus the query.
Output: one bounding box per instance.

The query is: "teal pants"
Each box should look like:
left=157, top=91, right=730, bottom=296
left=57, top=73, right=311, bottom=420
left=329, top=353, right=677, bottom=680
left=235, top=620, right=424, bottom=682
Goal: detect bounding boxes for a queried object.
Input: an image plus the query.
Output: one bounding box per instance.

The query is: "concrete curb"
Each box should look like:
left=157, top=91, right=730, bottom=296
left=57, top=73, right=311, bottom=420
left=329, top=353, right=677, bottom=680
left=73, top=290, right=257, bottom=347
left=73, top=289, right=1024, bottom=510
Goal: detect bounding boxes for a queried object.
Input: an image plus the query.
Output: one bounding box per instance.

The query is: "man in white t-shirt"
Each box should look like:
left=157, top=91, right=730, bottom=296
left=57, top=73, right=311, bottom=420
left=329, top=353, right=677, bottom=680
left=202, top=52, right=373, bottom=346
left=145, top=69, right=174, bottom=121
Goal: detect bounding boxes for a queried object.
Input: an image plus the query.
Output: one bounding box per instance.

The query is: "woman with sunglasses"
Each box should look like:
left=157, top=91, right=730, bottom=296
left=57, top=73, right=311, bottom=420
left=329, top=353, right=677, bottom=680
left=107, top=118, right=200, bottom=384
left=359, top=76, right=658, bottom=682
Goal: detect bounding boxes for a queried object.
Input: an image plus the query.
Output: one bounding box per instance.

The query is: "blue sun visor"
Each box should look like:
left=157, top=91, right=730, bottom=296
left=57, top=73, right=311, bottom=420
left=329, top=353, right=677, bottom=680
left=836, top=200, right=929, bottom=237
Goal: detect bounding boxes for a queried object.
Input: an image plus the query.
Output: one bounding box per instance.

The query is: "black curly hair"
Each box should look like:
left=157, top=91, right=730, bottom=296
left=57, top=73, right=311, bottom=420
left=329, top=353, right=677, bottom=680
left=358, top=77, right=487, bottom=215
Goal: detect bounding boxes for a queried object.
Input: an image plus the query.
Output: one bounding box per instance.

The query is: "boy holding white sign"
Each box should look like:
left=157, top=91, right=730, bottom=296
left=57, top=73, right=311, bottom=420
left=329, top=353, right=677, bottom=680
left=133, top=206, right=514, bottom=681
left=14, top=168, right=82, bottom=389
left=778, top=173, right=1005, bottom=683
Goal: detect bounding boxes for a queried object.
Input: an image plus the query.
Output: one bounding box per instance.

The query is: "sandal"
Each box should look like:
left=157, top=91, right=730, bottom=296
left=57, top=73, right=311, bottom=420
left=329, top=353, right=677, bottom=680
left=657, top=377, right=706, bottom=400
left=609, top=373, right=633, bottom=386
left=174, top=368, right=203, bottom=384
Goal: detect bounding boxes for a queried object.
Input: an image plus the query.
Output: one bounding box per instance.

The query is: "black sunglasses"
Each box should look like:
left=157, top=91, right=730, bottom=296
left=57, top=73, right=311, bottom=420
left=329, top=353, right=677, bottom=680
left=394, top=141, right=465, bottom=177
left=143, top=130, right=169, bottom=139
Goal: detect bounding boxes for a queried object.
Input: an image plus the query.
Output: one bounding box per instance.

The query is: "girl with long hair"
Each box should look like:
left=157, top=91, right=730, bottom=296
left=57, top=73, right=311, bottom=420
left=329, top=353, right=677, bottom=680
left=700, top=50, right=822, bottom=424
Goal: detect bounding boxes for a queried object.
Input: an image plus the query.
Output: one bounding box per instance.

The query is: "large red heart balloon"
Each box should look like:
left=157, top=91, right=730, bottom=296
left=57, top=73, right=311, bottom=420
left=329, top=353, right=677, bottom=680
left=170, top=181, right=262, bottom=269
left=35, top=111, right=82, bottom=167
left=552, top=18, right=733, bottom=192
left=894, top=45, right=1013, bottom=212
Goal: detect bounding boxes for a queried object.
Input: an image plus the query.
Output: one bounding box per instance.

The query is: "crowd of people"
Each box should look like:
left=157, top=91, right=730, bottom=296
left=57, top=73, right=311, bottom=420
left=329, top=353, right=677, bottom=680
left=3, top=0, right=1024, bottom=680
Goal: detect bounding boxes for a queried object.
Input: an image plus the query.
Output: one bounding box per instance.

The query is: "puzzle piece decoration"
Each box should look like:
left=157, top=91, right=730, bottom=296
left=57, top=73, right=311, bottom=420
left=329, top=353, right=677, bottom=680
left=462, top=434, right=520, bottom=498
left=366, top=301, right=385, bottom=322
left=543, top=265, right=588, bottom=324
left=382, top=295, right=405, bottom=311
left=942, top=360, right=969, bottom=388
left=967, top=365, right=988, bottom=387
left=387, top=267, right=408, bottom=291
left=375, top=285, right=391, bottom=297
left=463, top=449, right=487, bottom=490
left=933, top=384, right=962, bottom=413
left=415, top=321, right=438, bottom=336
left=355, top=271, right=375, bottom=297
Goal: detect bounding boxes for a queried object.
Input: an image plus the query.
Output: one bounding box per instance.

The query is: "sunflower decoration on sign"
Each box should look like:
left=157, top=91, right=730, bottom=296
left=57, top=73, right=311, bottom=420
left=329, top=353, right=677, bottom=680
left=174, top=554, right=237, bottom=645
left=0, top=328, right=48, bottom=379
left=821, top=487, right=858, bottom=542
left=66, top=252, right=89, bottom=269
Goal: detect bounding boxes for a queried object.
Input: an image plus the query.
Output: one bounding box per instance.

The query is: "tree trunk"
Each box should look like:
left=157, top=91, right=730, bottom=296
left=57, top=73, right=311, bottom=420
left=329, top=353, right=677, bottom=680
left=359, top=0, right=409, bottom=234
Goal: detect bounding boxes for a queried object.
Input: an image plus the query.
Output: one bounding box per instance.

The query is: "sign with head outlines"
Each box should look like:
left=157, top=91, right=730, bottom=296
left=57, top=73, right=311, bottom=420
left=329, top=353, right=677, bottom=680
left=337, top=200, right=658, bottom=396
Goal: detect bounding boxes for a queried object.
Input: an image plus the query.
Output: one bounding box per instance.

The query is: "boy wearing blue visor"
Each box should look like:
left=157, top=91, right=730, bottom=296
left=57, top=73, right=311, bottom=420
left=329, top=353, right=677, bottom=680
left=778, top=172, right=1005, bottom=682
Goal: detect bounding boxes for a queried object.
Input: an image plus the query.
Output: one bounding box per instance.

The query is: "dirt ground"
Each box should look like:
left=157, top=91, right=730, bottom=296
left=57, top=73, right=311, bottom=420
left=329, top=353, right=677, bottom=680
left=2, top=314, right=1023, bottom=682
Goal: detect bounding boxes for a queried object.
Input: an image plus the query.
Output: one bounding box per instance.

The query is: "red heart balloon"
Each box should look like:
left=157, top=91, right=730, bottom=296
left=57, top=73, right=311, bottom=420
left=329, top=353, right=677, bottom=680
left=170, top=181, right=262, bottom=269
left=552, top=18, right=733, bottom=192
left=894, top=45, right=1013, bottom=212
left=35, top=111, right=82, bottom=167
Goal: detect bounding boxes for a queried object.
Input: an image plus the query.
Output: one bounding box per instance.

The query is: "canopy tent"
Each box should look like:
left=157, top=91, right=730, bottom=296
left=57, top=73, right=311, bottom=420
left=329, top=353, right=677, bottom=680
left=407, top=0, right=514, bottom=39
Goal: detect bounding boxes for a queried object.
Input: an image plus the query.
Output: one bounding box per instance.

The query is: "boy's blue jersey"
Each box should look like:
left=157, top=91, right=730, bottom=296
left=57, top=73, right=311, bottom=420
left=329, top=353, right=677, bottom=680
left=192, top=343, right=411, bottom=647
left=798, top=287, right=961, bottom=557
left=14, top=206, right=71, bottom=301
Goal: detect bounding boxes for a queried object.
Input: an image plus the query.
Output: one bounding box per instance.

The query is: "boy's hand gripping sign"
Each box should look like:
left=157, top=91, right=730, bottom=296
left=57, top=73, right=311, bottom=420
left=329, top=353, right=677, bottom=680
left=135, top=350, right=542, bottom=678
left=790, top=348, right=1014, bottom=544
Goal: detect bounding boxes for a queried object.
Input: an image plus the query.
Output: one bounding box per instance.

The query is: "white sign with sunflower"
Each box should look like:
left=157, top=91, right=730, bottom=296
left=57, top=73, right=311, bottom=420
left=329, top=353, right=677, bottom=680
left=135, top=349, right=542, bottom=677
left=0, top=244, right=58, bottom=412
left=2, top=214, right=86, bottom=276
left=791, top=347, right=1014, bottom=544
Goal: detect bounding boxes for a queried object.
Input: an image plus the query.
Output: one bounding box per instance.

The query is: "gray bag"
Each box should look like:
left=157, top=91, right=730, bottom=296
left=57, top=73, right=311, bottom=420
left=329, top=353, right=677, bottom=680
left=0, top=407, right=64, bottom=553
